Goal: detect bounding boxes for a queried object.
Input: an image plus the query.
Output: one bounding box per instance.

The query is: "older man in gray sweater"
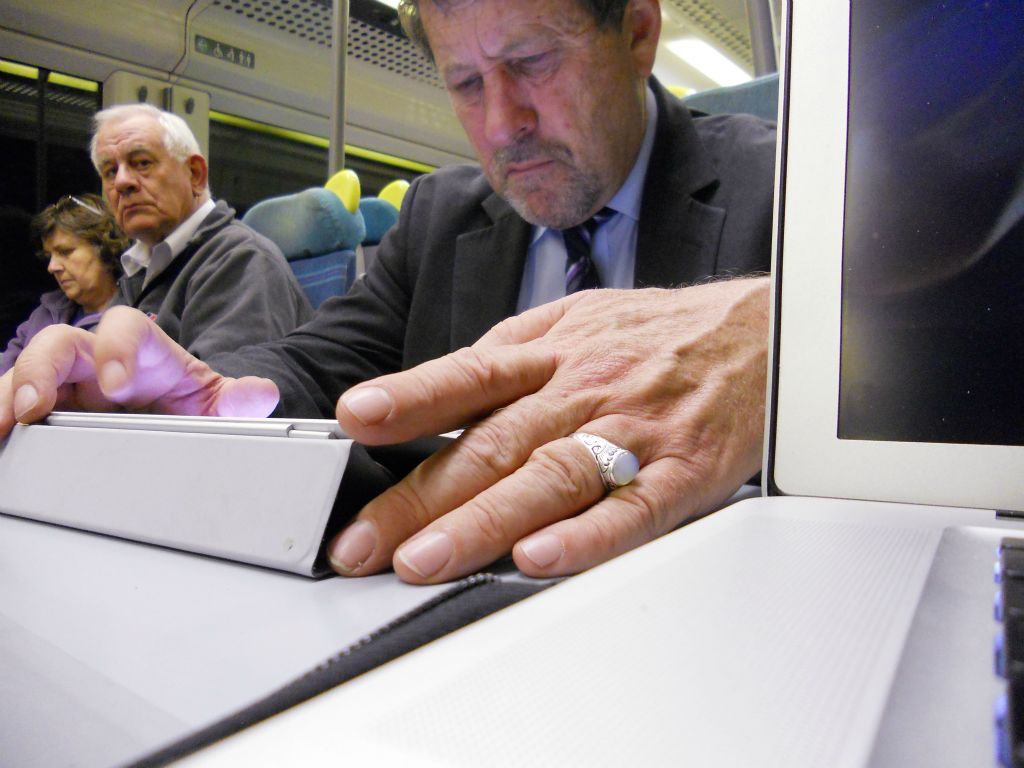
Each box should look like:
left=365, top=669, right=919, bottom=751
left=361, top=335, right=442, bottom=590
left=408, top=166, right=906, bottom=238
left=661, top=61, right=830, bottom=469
left=91, top=103, right=312, bottom=358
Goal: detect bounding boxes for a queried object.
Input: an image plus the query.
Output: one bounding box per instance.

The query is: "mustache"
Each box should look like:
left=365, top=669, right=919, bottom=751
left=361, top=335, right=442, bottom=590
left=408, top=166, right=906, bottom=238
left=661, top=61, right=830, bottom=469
left=492, top=137, right=573, bottom=174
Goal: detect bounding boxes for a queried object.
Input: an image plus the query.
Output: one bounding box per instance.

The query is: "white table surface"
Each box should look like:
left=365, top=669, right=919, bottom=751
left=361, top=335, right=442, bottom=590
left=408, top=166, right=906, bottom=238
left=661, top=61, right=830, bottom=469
left=0, top=511, right=454, bottom=767
left=0, top=485, right=761, bottom=767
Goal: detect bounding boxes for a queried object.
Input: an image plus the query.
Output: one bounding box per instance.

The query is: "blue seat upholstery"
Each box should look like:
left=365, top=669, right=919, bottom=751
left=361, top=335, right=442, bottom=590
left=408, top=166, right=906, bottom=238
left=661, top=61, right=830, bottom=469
left=242, top=188, right=366, bottom=308
left=681, top=73, right=780, bottom=122
left=359, top=197, right=399, bottom=246
left=286, top=251, right=356, bottom=310
left=357, top=197, right=400, bottom=274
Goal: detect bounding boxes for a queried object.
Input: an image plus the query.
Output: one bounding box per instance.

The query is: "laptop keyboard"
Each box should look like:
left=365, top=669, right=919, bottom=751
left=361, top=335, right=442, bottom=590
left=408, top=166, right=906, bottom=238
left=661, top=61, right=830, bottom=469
left=994, top=538, right=1024, bottom=767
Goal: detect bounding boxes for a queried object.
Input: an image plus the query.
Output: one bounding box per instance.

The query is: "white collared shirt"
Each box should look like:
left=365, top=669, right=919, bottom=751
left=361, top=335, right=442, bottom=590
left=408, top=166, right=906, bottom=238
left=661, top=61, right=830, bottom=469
left=516, top=86, right=659, bottom=313
left=120, top=198, right=216, bottom=278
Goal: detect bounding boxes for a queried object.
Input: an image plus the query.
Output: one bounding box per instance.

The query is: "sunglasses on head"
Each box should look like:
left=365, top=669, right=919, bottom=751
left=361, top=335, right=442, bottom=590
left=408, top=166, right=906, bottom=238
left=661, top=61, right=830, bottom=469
left=58, top=195, right=104, bottom=217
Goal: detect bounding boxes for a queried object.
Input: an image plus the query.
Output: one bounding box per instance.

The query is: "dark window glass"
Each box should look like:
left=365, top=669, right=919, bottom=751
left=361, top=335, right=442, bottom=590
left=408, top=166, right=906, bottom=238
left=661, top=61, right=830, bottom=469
left=207, top=119, right=419, bottom=218
left=0, top=65, right=100, bottom=344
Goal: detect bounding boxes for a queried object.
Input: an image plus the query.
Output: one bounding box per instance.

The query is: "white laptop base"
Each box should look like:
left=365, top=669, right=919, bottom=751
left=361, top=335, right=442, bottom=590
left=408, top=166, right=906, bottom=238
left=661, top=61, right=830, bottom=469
left=178, top=496, right=1021, bottom=768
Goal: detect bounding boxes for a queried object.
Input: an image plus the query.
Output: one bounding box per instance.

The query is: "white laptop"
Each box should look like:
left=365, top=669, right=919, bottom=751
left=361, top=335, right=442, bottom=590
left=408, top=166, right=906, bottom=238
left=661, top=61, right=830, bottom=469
left=170, top=2, right=1024, bottom=766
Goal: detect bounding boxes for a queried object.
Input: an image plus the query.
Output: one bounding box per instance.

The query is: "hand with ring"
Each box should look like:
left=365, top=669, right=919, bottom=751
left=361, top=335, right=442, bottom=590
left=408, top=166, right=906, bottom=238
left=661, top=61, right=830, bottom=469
left=331, top=278, right=770, bottom=583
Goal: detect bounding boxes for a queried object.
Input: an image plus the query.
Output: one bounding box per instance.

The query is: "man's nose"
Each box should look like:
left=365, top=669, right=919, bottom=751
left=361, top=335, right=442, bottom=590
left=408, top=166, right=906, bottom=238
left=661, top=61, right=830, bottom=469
left=113, top=164, right=138, bottom=192
left=483, top=70, right=536, bottom=148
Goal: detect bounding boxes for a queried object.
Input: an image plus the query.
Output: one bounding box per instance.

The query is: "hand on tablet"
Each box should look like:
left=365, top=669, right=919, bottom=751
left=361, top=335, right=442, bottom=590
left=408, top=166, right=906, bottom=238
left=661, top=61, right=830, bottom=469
left=0, top=306, right=280, bottom=439
left=330, top=278, right=770, bottom=584
left=1, top=281, right=770, bottom=588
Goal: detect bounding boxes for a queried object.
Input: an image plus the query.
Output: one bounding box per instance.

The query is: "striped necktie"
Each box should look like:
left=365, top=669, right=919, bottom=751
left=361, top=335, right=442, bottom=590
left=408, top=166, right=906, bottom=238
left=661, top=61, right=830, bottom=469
left=562, top=208, right=614, bottom=294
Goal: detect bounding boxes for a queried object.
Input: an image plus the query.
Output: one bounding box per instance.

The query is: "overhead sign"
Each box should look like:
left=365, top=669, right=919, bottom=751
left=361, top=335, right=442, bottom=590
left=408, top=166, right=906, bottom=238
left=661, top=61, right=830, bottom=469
left=194, top=34, right=255, bottom=69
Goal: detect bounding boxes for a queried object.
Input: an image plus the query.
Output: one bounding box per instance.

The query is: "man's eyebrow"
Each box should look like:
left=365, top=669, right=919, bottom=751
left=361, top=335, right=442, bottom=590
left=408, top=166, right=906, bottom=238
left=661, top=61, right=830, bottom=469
left=441, top=33, right=559, bottom=81
left=98, top=144, right=155, bottom=165
left=440, top=62, right=478, bottom=83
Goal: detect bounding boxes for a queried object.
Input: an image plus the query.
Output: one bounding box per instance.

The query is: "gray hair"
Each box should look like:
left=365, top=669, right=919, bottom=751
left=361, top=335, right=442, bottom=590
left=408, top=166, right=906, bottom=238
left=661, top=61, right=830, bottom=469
left=89, top=103, right=203, bottom=172
left=398, top=0, right=631, bottom=62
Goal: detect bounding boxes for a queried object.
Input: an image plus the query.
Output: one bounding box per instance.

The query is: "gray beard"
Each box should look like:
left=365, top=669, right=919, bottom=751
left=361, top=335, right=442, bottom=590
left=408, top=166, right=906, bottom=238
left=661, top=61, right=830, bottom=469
left=490, top=137, right=604, bottom=229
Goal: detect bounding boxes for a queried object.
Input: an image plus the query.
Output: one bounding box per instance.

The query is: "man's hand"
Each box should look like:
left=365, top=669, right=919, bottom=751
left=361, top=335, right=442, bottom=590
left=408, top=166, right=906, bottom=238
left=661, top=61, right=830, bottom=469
left=330, top=278, right=770, bottom=583
left=0, top=306, right=280, bottom=438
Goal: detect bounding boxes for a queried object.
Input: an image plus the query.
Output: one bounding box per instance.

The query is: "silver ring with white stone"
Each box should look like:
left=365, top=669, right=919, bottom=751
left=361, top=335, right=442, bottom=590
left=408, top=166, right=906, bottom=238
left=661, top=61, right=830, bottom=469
left=570, top=432, right=640, bottom=491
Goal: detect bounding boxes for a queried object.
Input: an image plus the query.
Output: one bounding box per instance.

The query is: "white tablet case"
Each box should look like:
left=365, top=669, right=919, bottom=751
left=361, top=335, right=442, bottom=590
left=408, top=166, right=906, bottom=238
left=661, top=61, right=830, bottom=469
left=0, top=413, right=353, bottom=576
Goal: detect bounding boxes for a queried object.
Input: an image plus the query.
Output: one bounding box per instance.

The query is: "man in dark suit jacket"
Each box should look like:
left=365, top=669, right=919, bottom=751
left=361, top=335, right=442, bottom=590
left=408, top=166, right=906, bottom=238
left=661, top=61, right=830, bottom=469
left=208, top=78, right=774, bottom=417
left=2, top=0, right=775, bottom=586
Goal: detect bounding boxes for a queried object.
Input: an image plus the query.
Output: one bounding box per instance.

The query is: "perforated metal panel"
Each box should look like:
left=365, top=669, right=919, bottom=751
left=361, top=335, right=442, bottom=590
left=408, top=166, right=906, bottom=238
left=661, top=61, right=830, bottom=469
left=211, top=0, right=334, bottom=44
left=210, top=0, right=442, bottom=88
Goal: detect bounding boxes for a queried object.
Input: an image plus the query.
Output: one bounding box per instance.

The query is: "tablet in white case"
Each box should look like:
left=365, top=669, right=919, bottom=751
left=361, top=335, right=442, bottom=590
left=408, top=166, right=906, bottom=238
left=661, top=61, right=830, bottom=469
left=0, top=412, right=355, bottom=576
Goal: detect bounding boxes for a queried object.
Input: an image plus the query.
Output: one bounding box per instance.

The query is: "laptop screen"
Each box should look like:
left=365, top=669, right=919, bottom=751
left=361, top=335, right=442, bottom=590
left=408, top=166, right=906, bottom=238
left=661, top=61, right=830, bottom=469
left=769, top=1, right=1023, bottom=510
left=838, top=0, right=1024, bottom=446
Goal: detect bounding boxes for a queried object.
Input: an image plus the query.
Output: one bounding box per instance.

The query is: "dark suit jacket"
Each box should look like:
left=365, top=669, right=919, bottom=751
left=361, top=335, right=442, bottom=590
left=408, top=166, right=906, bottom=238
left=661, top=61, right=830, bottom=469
left=210, top=80, right=776, bottom=417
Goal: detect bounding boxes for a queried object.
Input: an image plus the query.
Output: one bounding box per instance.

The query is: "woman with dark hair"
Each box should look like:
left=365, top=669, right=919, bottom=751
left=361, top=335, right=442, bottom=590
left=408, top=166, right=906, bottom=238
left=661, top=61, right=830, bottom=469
left=0, top=194, right=130, bottom=374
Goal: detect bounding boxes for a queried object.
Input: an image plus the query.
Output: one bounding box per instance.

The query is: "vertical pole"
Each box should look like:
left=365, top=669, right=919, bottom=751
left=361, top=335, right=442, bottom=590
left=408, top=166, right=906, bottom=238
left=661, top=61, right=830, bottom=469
left=35, top=68, right=49, bottom=212
left=328, top=0, right=349, bottom=175
left=745, top=0, right=778, bottom=76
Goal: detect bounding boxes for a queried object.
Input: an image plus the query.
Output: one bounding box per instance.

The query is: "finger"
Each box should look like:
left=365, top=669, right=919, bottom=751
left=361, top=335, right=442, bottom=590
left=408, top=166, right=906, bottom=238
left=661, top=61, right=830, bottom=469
left=0, top=371, right=14, bottom=438
left=93, top=307, right=279, bottom=416
left=335, top=343, right=557, bottom=445
left=326, top=396, right=579, bottom=575
left=9, top=324, right=105, bottom=425
left=93, top=306, right=205, bottom=406
left=512, top=457, right=712, bottom=577
left=328, top=434, right=609, bottom=584
left=472, top=292, right=585, bottom=349
left=328, top=393, right=645, bottom=580
left=207, top=376, right=280, bottom=418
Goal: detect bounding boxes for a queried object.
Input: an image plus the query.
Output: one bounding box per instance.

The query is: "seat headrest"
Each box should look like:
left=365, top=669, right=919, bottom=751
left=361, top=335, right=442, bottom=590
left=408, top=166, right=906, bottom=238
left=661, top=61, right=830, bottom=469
left=242, top=188, right=366, bottom=261
left=378, top=179, right=410, bottom=211
left=324, top=169, right=361, bottom=213
left=680, top=73, right=780, bottom=122
left=359, top=197, right=399, bottom=245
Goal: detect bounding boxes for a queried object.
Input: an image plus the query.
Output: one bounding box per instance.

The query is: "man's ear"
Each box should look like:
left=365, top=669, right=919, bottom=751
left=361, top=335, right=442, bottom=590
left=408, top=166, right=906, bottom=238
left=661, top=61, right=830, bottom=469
left=624, top=0, right=662, bottom=78
left=187, top=154, right=209, bottom=196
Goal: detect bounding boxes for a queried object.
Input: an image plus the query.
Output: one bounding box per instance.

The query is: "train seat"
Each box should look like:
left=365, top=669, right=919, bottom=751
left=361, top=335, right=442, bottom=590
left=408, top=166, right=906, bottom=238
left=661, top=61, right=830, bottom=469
left=377, top=178, right=410, bottom=211
left=357, top=196, right=399, bottom=274
left=242, top=187, right=365, bottom=308
left=325, top=169, right=361, bottom=212
left=680, top=72, right=780, bottom=122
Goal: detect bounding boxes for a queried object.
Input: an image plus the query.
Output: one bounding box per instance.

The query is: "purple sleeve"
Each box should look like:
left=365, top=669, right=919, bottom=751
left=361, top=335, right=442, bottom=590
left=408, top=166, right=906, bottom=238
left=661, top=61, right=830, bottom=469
left=0, top=301, right=59, bottom=375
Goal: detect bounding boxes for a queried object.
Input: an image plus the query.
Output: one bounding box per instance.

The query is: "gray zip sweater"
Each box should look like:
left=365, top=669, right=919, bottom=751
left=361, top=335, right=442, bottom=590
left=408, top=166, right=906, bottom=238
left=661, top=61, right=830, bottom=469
left=117, top=200, right=313, bottom=360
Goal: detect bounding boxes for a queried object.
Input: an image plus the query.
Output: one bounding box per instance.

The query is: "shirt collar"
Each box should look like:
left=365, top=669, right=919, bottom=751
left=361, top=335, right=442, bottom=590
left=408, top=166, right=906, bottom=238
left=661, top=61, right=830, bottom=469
left=606, top=84, right=658, bottom=222
left=531, top=84, right=659, bottom=244
left=120, top=198, right=216, bottom=277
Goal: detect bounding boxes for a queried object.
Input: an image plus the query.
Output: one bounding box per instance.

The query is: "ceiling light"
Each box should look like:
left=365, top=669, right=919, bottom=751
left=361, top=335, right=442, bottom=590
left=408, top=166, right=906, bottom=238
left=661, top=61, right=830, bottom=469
left=666, top=38, right=751, bottom=87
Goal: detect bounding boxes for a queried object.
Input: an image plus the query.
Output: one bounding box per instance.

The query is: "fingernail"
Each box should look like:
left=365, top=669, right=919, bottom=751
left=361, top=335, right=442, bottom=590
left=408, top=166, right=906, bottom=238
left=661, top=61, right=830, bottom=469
left=100, top=360, right=128, bottom=393
left=13, top=384, right=39, bottom=421
left=519, top=534, right=565, bottom=569
left=341, top=387, right=393, bottom=426
left=397, top=531, right=454, bottom=579
left=329, top=520, right=377, bottom=574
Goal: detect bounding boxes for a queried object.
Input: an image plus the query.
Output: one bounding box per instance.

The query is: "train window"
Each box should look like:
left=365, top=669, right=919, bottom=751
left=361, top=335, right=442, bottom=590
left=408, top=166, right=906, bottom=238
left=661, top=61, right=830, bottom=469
left=0, top=61, right=101, bottom=344
left=0, top=61, right=101, bottom=214
left=208, top=116, right=330, bottom=217
left=208, top=112, right=428, bottom=218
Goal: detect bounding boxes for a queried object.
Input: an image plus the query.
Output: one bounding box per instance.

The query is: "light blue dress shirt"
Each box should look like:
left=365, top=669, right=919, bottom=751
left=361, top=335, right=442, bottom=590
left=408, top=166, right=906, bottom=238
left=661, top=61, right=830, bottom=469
left=515, top=86, right=659, bottom=313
